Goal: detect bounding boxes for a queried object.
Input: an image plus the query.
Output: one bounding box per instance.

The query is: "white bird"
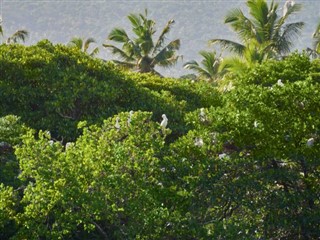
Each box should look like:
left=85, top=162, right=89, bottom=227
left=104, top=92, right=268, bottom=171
left=199, top=108, right=206, bottom=122
left=254, top=120, right=258, bottom=128
left=218, top=153, right=228, bottom=159
left=306, top=138, right=314, bottom=147
left=127, top=110, right=134, bottom=126
left=160, top=114, right=168, bottom=129
left=65, top=142, right=73, bottom=150
left=283, top=0, right=295, bottom=17
left=115, top=117, right=120, bottom=130
left=194, top=137, right=204, bottom=147
left=277, top=79, right=284, bottom=87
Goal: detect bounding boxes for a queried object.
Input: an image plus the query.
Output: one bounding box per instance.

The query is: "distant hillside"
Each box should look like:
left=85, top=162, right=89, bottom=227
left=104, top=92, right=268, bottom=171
left=2, top=0, right=319, bottom=77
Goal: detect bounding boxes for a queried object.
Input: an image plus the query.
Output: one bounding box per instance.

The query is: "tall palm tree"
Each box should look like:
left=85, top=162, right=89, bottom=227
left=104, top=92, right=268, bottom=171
left=183, top=50, right=223, bottom=81
left=210, top=0, right=304, bottom=59
left=103, top=10, right=181, bottom=75
left=67, top=37, right=99, bottom=57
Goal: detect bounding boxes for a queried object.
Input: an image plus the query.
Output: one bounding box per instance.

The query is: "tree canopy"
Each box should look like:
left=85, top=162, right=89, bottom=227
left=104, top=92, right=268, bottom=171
left=1, top=2, right=320, bottom=239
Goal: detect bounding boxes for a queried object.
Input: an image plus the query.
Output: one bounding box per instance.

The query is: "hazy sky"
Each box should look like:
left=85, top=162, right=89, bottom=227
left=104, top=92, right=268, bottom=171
left=1, top=0, right=319, bottom=77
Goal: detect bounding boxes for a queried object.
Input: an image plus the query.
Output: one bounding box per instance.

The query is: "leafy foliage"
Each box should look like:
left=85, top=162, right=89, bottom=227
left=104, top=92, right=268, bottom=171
left=14, top=112, right=172, bottom=239
left=1, top=52, right=319, bottom=239
left=0, top=40, right=221, bottom=142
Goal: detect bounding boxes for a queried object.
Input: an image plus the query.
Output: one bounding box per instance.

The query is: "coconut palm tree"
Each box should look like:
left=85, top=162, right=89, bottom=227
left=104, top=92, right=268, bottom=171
left=103, top=10, right=181, bottom=75
left=210, top=0, right=304, bottom=59
left=67, top=37, right=99, bottom=57
left=183, top=50, right=223, bottom=81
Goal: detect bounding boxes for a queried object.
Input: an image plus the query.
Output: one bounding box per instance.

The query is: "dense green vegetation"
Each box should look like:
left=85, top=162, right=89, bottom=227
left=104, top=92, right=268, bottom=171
left=1, top=0, right=320, bottom=239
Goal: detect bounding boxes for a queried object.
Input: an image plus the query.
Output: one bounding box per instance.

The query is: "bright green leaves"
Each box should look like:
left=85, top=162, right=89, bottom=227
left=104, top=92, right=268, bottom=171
left=0, top=42, right=221, bottom=143
left=13, top=111, right=171, bottom=239
left=0, top=184, right=19, bottom=239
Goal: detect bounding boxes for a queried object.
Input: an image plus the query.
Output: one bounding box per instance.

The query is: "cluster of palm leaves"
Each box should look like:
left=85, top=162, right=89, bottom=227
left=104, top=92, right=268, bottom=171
left=185, top=0, right=307, bottom=80
left=308, top=22, right=320, bottom=58
left=0, top=19, right=29, bottom=44
left=103, top=10, right=181, bottom=75
left=67, top=37, right=99, bottom=57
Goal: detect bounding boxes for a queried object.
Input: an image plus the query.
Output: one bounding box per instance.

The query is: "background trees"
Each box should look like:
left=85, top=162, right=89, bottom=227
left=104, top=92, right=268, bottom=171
left=67, top=37, right=99, bottom=57
left=183, top=50, right=223, bottom=82
left=103, top=10, right=181, bottom=75
left=209, top=0, right=304, bottom=74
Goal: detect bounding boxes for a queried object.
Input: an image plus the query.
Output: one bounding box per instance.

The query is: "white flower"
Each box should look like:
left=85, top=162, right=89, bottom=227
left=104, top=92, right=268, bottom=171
left=254, top=120, right=258, bottom=128
left=306, top=138, right=314, bottom=147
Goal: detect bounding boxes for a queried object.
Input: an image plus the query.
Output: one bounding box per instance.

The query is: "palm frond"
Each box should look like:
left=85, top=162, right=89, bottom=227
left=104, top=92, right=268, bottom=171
left=209, top=39, right=245, bottom=56
left=184, top=60, right=214, bottom=80
left=111, top=60, right=136, bottom=69
left=313, top=22, right=320, bottom=38
left=278, top=22, right=304, bottom=54
left=153, top=19, right=175, bottom=54
left=312, top=22, right=320, bottom=52
left=152, top=39, right=180, bottom=66
left=218, top=56, right=249, bottom=75
left=225, top=8, right=255, bottom=42
left=103, top=44, right=135, bottom=62
left=84, top=37, right=96, bottom=52
left=89, top=47, right=99, bottom=57
left=7, top=30, right=28, bottom=43
left=127, top=13, right=142, bottom=29
left=282, top=3, right=302, bottom=20
left=247, top=0, right=269, bottom=26
left=108, top=28, right=130, bottom=43
left=68, top=37, right=83, bottom=49
left=156, top=55, right=180, bottom=68
left=0, top=18, right=3, bottom=36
